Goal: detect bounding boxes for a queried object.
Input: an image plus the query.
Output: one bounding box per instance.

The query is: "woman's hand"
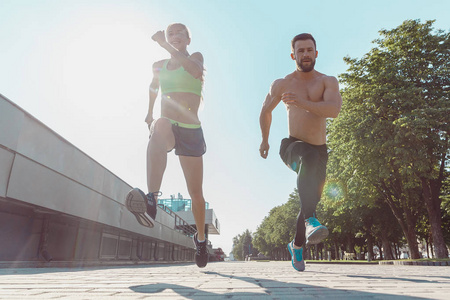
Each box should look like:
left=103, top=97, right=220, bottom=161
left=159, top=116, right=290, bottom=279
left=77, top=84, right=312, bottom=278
left=151, top=31, right=167, bottom=46
left=145, top=113, right=154, bottom=129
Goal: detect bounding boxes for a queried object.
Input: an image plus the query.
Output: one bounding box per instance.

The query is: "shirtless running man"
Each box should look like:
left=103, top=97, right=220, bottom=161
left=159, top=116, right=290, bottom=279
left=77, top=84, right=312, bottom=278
left=259, top=33, right=342, bottom=271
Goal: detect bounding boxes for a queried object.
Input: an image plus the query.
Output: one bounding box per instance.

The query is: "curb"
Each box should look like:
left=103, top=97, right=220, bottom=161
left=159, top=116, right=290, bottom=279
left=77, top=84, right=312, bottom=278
left=379, top=260, right=450, bottom=266
left=0, top=260, right=194, bottom=269
left=305, top=261, right=377, bottom=265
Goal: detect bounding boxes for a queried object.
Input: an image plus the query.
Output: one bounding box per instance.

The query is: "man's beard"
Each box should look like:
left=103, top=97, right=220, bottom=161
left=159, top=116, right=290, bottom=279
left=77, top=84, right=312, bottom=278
left=297, top=59, right=315, bottom=72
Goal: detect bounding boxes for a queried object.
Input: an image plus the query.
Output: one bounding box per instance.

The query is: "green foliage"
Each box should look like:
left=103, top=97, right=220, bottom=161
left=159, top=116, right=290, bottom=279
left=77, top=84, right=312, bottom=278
left=338, top=20, right=449, bottom=180
left=326, top=19, right=449, bottom=258
left=253, top=191, right=300, bottom=257
left=231, top=229, right=258, bottom=260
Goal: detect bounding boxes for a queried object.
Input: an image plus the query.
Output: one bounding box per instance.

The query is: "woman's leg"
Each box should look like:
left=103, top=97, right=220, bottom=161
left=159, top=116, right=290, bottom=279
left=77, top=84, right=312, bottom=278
left=147, top=118, right=176, bottom=196
left=179, top=155, right=206, bottom=241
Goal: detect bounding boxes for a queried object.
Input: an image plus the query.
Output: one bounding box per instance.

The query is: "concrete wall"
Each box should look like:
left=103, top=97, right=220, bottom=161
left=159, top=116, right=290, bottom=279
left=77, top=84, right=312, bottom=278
left=0, top=94, right=195, bottom=262
left=176, top=209, right=220, bottom=235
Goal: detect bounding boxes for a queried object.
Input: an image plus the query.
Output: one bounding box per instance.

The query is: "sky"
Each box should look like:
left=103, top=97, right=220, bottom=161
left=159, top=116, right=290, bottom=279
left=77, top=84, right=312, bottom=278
left=1, top=0, right=449, bottom=255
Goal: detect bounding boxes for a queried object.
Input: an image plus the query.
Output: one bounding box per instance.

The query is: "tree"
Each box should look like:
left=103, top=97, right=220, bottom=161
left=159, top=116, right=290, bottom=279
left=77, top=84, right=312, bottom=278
left=328, top=19, right=449, bottom=258
left=231, top=229, right=257, bottom=261
left=440, top=175, right=450, bottom=247
left=253, top=191, right=300, bottom=259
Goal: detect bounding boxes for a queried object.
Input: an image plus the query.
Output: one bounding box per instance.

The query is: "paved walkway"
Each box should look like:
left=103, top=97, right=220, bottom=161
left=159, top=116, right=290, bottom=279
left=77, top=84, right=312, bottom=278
left=0, top=261, right=449, bottom=299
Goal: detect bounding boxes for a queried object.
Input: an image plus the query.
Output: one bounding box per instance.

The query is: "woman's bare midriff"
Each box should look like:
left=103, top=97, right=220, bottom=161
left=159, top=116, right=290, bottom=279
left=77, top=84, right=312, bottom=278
left=161, top=92, right=201, bottom=124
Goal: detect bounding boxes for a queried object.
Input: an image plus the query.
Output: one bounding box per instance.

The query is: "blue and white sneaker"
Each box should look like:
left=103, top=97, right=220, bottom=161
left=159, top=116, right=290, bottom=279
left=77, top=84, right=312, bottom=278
left=305, top=216, right=329, bottom=245
left=287, top=241, right=305, bottom=271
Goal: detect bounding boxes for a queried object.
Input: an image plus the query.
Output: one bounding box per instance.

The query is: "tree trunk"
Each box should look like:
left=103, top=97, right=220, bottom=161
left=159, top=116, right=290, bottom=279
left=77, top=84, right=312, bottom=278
left=380, top=231, right=394, bottom=260
left=406, top=233, right=420, bottom=259
left=304, top=246, right=311, bottom=260
left=430, top=241, right=434, bottom=258
left=403, top=209, right=421, bottom=259
left=346, top=234, right=355, bottom=254
left=334, top=242, right=340, bottom=260
left=377, top=241, right=383, bottom=260
left=367, top=235, right=374, bottom=261
left=421, top=178, right=449, bottom=259
left=385, top=206, right=421, bottom=259
left=381, top=188, right=421, bottom=259
left=378, top=182, right=420, bottom=258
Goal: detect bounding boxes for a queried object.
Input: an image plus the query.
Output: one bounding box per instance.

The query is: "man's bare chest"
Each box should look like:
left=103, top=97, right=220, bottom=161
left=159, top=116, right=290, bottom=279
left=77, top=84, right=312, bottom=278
left=283, top=80, right=325, bottom=102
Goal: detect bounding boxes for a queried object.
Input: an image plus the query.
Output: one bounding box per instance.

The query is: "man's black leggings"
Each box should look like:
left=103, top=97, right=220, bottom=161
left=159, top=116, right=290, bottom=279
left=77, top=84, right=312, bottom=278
left=280, top=136, right=328, bottom=247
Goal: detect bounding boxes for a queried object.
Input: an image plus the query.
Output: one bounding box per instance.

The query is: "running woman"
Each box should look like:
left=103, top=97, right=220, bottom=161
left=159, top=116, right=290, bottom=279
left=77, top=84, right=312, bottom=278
left=126, top=23, right=208, bottom=268
left=259, top=33, right=342, bottom=271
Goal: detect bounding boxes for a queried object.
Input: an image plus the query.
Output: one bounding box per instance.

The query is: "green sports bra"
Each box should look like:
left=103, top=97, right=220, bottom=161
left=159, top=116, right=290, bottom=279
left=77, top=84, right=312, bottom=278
left=159, top=60, right=202, bottom=96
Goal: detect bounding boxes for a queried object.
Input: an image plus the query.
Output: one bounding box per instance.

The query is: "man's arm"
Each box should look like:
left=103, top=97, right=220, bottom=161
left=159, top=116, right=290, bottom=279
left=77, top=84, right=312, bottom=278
left=259, top=80, right=283, bottom=159
left=152, top=31, right=204, bottom=79
left=145, top=61, right=162, bottom=125
left=282, top=76, right=342, bottom=118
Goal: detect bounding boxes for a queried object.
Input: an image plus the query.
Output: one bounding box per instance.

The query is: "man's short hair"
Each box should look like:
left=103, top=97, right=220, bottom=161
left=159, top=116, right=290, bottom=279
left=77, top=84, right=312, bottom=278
left=291, top=33, right=316, bottom=52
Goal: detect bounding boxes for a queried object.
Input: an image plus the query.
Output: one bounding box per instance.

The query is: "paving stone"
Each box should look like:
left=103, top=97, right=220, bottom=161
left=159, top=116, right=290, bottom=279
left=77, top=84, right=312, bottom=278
left=0, top=261, right=448, bottom=299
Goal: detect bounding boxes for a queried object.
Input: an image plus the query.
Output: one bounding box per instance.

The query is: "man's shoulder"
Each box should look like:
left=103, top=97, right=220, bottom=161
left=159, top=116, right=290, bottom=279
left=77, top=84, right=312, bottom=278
left=314, top=71, right=337, bottom=82
left=270, top=77, right=287, bottom=95
left=271, top=72, right=295, bottom=87
left=271, top=78, right=285, bottom=87
left=320, top=74, right=339, bottom=87
left=308, top=72, right=339, bottom=88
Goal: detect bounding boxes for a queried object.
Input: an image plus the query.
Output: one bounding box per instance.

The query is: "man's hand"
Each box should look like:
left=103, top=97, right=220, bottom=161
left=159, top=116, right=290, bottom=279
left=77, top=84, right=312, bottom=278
left=259, top=141, right=270, bottom=159
left=281, top=92, right=300, bottom=107
left=151, top=30, right=167, bottom=46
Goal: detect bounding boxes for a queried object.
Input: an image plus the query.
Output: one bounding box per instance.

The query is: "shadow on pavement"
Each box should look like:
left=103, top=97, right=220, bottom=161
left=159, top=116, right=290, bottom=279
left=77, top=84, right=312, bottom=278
left=0, top=263, right=192, bottom=276
left=348, top=273, right=450, bottom=283
left=129, top=270, right=429, bottom=299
